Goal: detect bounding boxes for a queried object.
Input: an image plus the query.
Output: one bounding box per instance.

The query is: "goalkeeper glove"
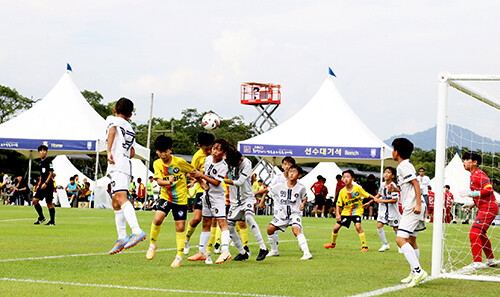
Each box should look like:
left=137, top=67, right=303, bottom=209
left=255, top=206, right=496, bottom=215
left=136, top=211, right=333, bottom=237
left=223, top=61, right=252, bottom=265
left=460, top=190, right=480, bottom=198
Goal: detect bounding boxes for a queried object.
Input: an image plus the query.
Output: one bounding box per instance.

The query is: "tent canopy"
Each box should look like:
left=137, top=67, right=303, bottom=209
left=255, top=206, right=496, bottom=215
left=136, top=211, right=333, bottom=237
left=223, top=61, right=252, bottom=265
left=238, top=75, right=394, bottom=166
left=0, top=71, right=149, bottom=160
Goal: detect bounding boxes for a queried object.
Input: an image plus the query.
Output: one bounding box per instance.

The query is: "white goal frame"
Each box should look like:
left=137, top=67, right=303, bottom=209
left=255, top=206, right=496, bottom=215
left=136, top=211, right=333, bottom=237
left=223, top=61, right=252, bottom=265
left=433, top=72, right=500, bottom=281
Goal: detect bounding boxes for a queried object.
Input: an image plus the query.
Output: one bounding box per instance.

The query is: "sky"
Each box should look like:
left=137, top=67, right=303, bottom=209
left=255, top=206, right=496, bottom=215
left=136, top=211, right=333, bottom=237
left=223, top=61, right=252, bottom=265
left=2, top=0, right=500, bottom=141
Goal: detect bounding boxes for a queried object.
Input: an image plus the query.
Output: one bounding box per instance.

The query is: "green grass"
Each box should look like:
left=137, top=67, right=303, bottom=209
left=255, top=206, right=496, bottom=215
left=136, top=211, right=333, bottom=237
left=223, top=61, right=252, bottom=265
left=1, top=205, right=499, bottom=296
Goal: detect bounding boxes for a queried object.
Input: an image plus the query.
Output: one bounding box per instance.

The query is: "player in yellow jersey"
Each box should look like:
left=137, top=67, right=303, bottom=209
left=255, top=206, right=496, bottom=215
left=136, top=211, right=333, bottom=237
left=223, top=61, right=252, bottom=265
left=324, top=169, right=376, bottom=252
left=146, top=135, right=195, bottom=268
left=184, top=132, right=215, bottom=255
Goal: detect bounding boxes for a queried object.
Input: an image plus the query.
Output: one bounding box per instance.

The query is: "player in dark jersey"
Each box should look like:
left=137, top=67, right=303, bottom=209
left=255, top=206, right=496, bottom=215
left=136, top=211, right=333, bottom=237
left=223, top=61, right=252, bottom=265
left=33, top=145, right=56, bottom=225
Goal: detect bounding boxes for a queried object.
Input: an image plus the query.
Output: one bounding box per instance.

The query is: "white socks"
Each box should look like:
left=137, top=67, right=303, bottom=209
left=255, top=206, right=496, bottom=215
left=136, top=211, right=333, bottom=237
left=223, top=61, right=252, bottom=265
left=297, top=233, right=310, bottom=254
left=268, top=232, right=278, bottom=251
left=114, top=209, right=127, bottom=240
left=199, top=231, right=210, bottom=254
left=378, top=228, right=388, bottom=245
left=245, top=213, right=267, bottom=250
left=121, top=201, right=141, bottom=234
left=221, top=230, right=230, bottom=252
left=228, top=221, right=245, bottom=253
left=401, top=242, right=421, bottom=272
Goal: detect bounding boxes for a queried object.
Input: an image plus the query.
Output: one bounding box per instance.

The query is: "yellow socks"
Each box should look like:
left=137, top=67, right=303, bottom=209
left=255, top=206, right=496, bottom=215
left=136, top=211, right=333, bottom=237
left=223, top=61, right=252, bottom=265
left=215, top=226, right=222, bottom=246
left=331, top=232, right=339, bottom=244
left=185, top=223, right=196, bottom=241
left=206, top=226, right=217, bottom=253
left=150, top=223, right=162, bottom=244
left=176, top=232, right=186, bottom=257
left=358, top=232, right=367, bottom=248
left=241, top=227, right=249, bottom=247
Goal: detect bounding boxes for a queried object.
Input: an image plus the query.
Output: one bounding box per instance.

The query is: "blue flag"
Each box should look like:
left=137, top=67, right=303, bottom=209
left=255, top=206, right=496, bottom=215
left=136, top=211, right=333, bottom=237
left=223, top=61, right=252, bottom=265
left=67, top=63, right=72, bottom=72
left=328, top=67, right=336, bottom=77
left=456, top=147, right=460, bottom=155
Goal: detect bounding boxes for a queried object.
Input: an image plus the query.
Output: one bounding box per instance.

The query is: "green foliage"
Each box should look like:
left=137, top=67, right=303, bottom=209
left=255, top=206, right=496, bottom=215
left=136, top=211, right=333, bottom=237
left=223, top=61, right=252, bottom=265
left=81, top=90, right=114, bottom=119
left=0, top=149, right=30, bottom=178
left=0, top=85, right=34, bottom=124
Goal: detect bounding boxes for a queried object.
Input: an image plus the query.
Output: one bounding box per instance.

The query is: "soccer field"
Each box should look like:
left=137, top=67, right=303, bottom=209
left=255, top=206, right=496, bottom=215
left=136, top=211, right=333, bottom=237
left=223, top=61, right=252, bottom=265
left=1, top=205, right=499, bottom=297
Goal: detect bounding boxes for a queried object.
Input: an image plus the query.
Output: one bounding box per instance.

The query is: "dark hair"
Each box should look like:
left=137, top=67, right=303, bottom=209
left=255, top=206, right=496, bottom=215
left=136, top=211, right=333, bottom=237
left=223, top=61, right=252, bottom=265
left=317, top=175, right=323, bottom=181
left=115, top=97, right=134, bottom=116
left=289, top=164, right=304, bottom=175
left=213, top=138, right=230, bottom=153
left=282, top=156, right=296, bottom=165
left=445, top=185, right=450, bottom=190
left=138, top=178, right=142, bottom=183
left=342, top=169, right=355, bottom=178
left=198, top=132, right=215, bottom=146
left=149, top=176, right=153, bottom=179
left=385, top=166, right=396, bottom=176
left=74, top=174, right=79, bottom=179
left=418, top=167, right=425, bottom=171
left=367, top=174, right=375, bottom=180
left=154, top=135, right=173, bottom=151
left=336, top=174, right=342, bottom=180
left=69, top=177, right=75, bottom=181
left=322, top=177, right=327, bottom=182
left=463, top=150, right=482, bottom=165
left=391, top=138, right=414, bottom=159
left=37, top=145, right=48, bottom=152
left=225, top=146, right=242, bottom=167
left=85, top=182, right=90, bottom=187
left=258, top=179, right=263, bottom=183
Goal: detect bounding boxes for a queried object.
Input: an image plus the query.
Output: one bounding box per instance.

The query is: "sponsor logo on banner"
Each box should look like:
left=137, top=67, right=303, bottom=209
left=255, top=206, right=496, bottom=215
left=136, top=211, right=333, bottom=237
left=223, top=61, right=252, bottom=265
left=371, top=149, right=376, bottom=157
left=243, top=145, right=251, bottom=153
left=87, top=142, right=92, bottom=150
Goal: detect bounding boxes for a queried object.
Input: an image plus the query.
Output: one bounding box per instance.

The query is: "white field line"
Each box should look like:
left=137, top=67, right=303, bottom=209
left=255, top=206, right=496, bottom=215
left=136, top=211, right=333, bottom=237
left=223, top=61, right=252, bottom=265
left=0, top=277, right=292, bottom=297
left=346, top=276, right=435, bottom=297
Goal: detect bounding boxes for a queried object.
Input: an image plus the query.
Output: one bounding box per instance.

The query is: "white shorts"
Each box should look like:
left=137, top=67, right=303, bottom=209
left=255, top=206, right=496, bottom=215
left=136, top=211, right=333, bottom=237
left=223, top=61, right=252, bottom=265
left=270, top=213, right=302, bottom=232
left=109, top=171, right=131, bottom=194
left=202, top=194, right=226, bottom=218
left=228, top=201, right=255, bottom=221
left=398, top=208, right=426, bottom=237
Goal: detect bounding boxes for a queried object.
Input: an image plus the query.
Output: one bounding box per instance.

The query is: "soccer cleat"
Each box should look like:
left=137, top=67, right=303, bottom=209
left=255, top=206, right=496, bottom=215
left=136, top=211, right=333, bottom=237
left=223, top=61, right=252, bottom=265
left=486, top=258, right=500, bottom=267
left=214, top=243, right=221, bottom=254
left=146, top=244, right=157, bottom=260
left=124, top=230, right=147, bottom=250
left=34, top=218, right=47, bottom=225
left=244, top=245, right=252, bottom=255
left=183, top=240, right=190, bottom=255
left=45, top=221, right=56, bottom=226
left=267, top=249, right=280, bottom=257
left=462, top=261, right=487, bottom=273
left=324, top=243, right=336, bottom=249
left=378, top=244, right=390, bottom=252
left=215, top=251, right=232, bottom=264
left=407, top=270, right=428, bottom=287
left=205, top=253, right=213, bottom=264
left=109, top=237, right=130, bottom=255
left=400, top=272, right=414, bottom=284
left=171, top=255, right=182, bottom=268
left=361, top=247, right=369, bottom=252
left=300, top=252, right=313, bottom=260
left=232, top=252, right=249, bottom=261
left=187, top=251, right=207, bottom=261
left=256, top=249, right=269, bottom=261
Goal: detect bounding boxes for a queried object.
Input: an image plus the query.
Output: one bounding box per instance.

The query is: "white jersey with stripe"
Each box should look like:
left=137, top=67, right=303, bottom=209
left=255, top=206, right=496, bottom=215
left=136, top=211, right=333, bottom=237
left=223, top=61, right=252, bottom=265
left=377, top=181, right=401, bottom=221
left=105, top=115, right=135, bottom=175
left=269, top=181, right=307, bottom=220
left=203, top=155, right=228, bottom=202
left=228, top=158, right=254, bottom=206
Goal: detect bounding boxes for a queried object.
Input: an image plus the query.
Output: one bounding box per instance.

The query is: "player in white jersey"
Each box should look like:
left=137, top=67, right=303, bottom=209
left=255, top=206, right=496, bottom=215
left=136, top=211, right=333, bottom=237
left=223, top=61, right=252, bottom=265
left=257, top=156, right=295, bottom=257
left=266, top=164, right=312, bottom=260
left=106, top=98, right=146, bottom=255
left=225, top=147, right=269, bottom=261
left=188, top=139, right=232, bottom=264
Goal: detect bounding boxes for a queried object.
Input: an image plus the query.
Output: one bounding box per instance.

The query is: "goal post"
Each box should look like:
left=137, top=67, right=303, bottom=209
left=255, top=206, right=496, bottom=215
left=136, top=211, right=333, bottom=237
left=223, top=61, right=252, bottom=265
left=433, top=72, right=500, bottom=281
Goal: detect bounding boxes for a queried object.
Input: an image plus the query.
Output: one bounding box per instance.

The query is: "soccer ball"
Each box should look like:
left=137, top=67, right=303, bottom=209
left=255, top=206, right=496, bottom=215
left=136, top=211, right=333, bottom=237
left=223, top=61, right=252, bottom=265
left=202, top=113, right=220, bottom=131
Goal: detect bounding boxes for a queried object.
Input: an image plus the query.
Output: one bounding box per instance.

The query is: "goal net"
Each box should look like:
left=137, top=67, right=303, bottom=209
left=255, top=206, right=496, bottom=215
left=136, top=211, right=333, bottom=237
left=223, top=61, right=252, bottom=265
left=433, top=73, right=500, bottom=282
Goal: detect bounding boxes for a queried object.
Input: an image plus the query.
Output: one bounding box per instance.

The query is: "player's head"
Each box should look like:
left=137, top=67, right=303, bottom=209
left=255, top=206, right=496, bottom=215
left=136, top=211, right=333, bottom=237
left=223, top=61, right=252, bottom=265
left=288, top=164, right=303, bottom=181
left=317, top=175, right=323, bottom=181
left=85, top=182, right=90, bottom=188
left=336, top=174, right=342, bottom=180
left=212, top=138, right=229, bottom=160
left=74, top=174, right=79, bottom=180
left=114, top=97, right=134, bottom=118
left=367, top=174, right=375, bottom=181
left=258, top=179, right=263, bottom=184
left=445, top=185, right=450, bottom=190
left=322, top=177, right=327, bottom=183
left=37, top=145, right=48, bottom=158
left=154, top=135, right=173, bottom=160
left=225, top=146, right=242, bottom=167
left=198, top=131, right=215, bottom=156
left=463, top=150, right=482, bottom=171
left=341, top=169, right=355, bottom=185
left=391, top=138, right=414, bottom=160
left=149, top=176, right=153, bottom=180
left=281, top=156, right=296, bottom=172
left=384, top=167, right=396, bottom=181
left=428, top=185, right=432, bottom=190
left=69, top=176, right=75, bottom=183
left=137, top=177, right=142, bottom=183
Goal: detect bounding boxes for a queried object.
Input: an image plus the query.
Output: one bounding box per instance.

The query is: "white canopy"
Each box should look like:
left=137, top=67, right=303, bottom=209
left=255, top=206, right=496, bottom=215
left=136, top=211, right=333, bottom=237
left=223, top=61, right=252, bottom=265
left=0, top=71, right=149, bottom=160
left=300, top=162, right=342, bottom=202
left=238, top=75, right=394, bottom=166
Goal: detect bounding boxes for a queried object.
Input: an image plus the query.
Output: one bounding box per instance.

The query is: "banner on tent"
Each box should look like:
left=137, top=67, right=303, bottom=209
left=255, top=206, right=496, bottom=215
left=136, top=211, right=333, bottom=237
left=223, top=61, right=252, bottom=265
left=0, top=138, right=96, bottom=152
left=239, top=144, right=381, bottom=159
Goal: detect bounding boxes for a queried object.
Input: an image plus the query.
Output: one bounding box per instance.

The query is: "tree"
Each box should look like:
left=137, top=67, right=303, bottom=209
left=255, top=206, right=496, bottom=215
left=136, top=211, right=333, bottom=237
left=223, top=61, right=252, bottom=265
left=81, top=90, right=114, bottom=119
left=0, top=85, right=34, bottom=124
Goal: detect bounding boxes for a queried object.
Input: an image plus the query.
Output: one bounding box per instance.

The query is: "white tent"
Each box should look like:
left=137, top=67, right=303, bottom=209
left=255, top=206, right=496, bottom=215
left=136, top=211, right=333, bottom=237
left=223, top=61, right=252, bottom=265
left=0, top=71, right=149, bottom=160
left=252, top=162, right=283, bottom=185
left=238, top=75, right=394, bottom=166
left=300, top=162, right=342, bottom=202
left=430, top=154, right=500, bottom=204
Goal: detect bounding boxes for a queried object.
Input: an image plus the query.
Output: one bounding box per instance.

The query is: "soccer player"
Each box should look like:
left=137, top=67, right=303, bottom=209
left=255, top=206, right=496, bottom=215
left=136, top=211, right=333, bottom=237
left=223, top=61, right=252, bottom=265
left=311, top=175, right=326, bottom=218
left=266, top=164, right=312, bottom=260
left=146, top=135, right=195, bottom=267
left=188, top=138, right=232, bottom=264
left=444, top=185, right=454, bottom=223
left=33, top=145, right=56, bottom=226
left=258, top=156, right=296, bottom=256
left=323, top=169, right=375, bottom=252
left=392, top=138, right=427, bottom=287
left=224, top=147, right=269, bottom=261
left=372, top=167, right=400, bottom=252
left=184, top=132, right=215, bottom=255
left=106, top=98, right=147, bottom=255
left=427, top=186, right=435, bottom=223
left=137, top=177, right=145, bottom=210
left=460, top=150, right=499, bottom=271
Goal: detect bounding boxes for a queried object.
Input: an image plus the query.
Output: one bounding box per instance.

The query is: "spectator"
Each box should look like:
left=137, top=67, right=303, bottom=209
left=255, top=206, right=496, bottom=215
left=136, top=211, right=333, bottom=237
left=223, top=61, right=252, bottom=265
left=362, top=174, right=378, bottom=220
left=417, top=167, right=431, bottom=216
left=65, top=177, right=81, bottom=207
left=78, top=181, right=91, bottom=207
left=333, top=174, right=345, bottom=218
left=13, top=176, right=29, bottom=206
left=137, top=177, right=145, bottom=210
left=146, top=176, right=157, bottom=210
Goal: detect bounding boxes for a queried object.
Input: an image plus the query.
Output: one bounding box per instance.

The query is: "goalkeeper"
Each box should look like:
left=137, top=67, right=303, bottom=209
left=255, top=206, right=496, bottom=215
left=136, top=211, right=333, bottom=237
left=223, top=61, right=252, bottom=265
left=460, top=151, right=499, bottom=271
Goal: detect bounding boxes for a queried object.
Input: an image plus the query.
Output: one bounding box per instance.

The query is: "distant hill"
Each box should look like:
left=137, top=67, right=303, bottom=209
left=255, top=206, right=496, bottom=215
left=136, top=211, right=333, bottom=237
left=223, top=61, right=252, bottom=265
left=385, top=125, right=500, bottom=152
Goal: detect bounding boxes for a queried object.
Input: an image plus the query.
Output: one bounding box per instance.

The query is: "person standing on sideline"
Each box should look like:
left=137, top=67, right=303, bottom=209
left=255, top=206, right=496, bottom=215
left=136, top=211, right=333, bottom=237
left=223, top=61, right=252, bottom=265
left=33, top=145, right=56, bottom=225
left=417, top=168, right=430, bottom=218
left=311, top=175, right=326, bottom=218
left=106, top=98, right=147, bottom=255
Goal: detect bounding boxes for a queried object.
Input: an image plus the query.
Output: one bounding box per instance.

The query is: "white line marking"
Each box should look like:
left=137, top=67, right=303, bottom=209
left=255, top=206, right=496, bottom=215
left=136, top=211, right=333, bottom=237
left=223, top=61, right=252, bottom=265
left=0, top=278, right=291, bottom=297
left=346, top=277, right=435, bottom=297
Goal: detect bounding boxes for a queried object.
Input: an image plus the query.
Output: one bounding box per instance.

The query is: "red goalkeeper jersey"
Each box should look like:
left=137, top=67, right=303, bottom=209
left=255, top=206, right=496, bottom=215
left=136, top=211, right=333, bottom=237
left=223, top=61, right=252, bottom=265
left=470, top=168, right=497, bottom=209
